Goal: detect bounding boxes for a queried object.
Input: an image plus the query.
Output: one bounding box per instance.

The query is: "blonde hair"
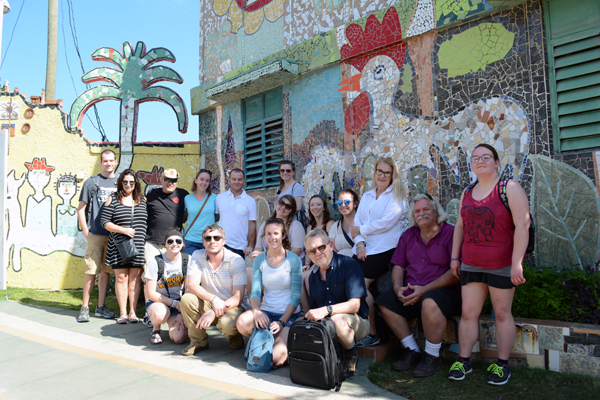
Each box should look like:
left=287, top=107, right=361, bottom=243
left=407, top=194, right=448, bottom=227
left=373, top=157, right=406, bottom=202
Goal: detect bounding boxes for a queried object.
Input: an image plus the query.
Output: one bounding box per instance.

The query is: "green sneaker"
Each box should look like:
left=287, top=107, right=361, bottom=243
left=448, top=359, right=472, bottom=381
left=487, top=363, right=511, bottom=385
left=77, top=307, right=90, bottom=323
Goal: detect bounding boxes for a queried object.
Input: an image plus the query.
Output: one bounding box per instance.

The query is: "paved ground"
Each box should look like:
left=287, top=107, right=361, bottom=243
left=0, top=300, right=406, bottom=400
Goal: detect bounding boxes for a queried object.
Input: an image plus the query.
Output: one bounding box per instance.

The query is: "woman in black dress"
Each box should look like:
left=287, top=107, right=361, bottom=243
left=101, top=169, right=148, bottom=324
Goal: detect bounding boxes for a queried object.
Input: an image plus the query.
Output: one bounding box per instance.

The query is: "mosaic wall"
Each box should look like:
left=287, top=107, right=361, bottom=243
left=2, top=92, right=200, bottom=290
left=191, top=0, right=600, bottom=269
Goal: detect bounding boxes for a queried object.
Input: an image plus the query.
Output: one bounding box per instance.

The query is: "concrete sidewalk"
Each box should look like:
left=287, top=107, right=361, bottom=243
left=0, top=301, right=406, bottom=400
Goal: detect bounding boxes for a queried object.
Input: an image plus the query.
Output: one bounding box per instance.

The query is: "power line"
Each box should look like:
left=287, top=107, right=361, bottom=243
left=0, top=0, right=26, bottom=71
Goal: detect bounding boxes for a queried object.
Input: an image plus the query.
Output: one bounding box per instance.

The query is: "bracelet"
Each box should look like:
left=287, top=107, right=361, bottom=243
left=278, top=320, right=286, bottom=327
left=356, top=243, right=366, bottom=248
left=451, top=258, right=460, bottom=261
left=210, top=295, right=217, bottom=304
left=171, top=299, right=178, bottom=308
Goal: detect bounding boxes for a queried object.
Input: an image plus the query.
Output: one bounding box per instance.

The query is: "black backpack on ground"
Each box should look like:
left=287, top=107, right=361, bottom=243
left=287, top=317, right=344, bottom=391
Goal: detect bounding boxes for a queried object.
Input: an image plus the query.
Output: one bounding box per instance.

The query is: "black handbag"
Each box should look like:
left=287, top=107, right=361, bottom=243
left=115, top=202, right=139, bottom=264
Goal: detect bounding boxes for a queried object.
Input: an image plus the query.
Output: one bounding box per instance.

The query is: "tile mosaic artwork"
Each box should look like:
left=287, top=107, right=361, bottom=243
left=480, top=320, right=540, bottom=355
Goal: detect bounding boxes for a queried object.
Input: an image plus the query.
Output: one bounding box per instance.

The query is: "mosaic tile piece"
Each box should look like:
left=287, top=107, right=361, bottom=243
left=539, top=326, right=564, bottom=351
left=406, top=0, right=434, bottom=38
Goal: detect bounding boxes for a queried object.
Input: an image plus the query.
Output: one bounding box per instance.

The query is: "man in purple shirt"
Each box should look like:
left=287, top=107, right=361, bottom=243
left=376, top=193, right=461, bottom=378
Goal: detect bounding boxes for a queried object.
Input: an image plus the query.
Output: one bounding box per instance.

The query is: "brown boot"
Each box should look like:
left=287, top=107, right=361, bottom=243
left=229, top=334, right=245, bottom=350
left=181, top=340, right=209, bottom=356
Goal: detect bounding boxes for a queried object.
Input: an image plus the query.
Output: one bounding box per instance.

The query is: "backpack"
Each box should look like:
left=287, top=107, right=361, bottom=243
left=464, top=177, right=535, bottom=254
left=155, top=253, right=190, bottom=297
left=287, top=317, right=344, bottom=391
left=245, top=328, right=274, bottom=373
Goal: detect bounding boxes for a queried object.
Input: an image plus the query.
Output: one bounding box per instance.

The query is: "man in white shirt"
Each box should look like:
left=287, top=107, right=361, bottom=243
left=180, top=224, right=249, bottom=355
left=215, top=169, right=257, bottom=258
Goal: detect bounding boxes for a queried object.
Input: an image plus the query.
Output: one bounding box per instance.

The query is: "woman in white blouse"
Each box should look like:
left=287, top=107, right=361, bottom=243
left=329, top=189, right=359, bottom=258
left=351, top=157, right=408, bottom=347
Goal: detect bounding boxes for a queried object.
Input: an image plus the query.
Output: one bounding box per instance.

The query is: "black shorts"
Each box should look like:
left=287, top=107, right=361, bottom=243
left=375, top=287, right=462, bottom=321
left=224, top=245, right=245, bottom=258
left=461, top=271, right=515, bottom=289
left=353, top=248, right=395, bottom=280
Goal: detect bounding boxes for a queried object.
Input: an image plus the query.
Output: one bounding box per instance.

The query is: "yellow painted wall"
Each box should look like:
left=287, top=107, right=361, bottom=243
left=3, top=93, right=200, bottom=289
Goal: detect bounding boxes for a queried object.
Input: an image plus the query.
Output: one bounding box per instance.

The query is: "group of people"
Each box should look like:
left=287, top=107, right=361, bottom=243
left=77, top=145, right=530, bottom=385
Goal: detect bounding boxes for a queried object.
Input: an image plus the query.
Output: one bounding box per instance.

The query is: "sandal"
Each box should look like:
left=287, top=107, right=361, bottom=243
left=117, top=314, right=128, bottom=324
left=129, top=314, right=140, bottom=323
left=150, top=330, right=162, bottom=344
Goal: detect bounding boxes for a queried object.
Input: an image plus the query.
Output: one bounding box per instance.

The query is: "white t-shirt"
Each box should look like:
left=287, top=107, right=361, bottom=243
left=215, top=189, right=257, bottom=250
left=145, top=253, right=184, bottom=300
left=256, top=219, right=305, bottom=259
left=252, top=252, right=302, bottom=314
left=329, top=220, right=354, bottom=258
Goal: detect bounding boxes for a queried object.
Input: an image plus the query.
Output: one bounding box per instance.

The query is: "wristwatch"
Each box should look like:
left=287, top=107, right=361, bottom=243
left=171, top=300, right=178, bottom=308
left=327, top=305, right=333, bottom=316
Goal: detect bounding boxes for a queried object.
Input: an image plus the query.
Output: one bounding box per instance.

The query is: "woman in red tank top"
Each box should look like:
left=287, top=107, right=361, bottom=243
left=447, top=144, right=530, bottom=386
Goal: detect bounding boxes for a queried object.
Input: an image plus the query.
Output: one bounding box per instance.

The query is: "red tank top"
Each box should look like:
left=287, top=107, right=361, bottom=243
left=461, top=182, right=515, bottom=269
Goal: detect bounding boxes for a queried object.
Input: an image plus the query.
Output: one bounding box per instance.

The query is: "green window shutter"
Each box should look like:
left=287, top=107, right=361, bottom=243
left=544, top=0, right=600, bottom=152
left=243, top=88, right=284, bottom=190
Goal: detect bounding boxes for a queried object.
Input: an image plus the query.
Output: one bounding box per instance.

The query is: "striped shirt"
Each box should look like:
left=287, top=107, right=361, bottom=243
left=101, top=194, right=148, bottom=267
left=187, top=248, right=250, bottom=310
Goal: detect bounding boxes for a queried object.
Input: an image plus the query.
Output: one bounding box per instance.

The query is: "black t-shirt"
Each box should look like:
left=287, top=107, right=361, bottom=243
left=146, top=187, right=188, bottom=242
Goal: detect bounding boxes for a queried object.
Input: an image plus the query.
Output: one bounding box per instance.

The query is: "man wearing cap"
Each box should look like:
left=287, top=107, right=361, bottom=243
left=143, top=168, right=189, bottom=325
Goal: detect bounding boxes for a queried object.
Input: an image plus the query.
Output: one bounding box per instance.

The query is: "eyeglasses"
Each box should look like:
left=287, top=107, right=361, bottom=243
left=164, top=177, right=178, bottom=183
left=203, top=235, right=223, bottom=242
left=307, top=244, right=328, bottom=255
left=470, top=155, right=494, bottom=163
left=280, top=168, right=293, bottom=173
left=278, top=199, right=292, bottom=211
left=337, top=199, right=351, bottom=207
left=167, top=238, right=183, bottom=245
left=123, top=181, right=135, bottom=186
left=375, top=169, right=392, bottom=178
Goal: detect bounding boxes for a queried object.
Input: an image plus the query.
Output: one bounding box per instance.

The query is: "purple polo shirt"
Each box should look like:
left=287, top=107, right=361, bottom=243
left=390, top=222, right=459, bottom=296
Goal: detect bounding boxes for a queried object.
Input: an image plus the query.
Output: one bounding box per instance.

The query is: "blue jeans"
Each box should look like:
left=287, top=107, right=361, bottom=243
left=183, top=239, right=204, bottom=255
left=262, top=310, right=301, bottom=328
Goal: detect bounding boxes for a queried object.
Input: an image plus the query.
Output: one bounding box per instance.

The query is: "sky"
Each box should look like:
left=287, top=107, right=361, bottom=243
left=0, top=0, right=200, bottom=143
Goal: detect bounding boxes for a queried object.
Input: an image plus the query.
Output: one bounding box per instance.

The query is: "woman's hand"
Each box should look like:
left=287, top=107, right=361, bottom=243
left=252, top=309, right=270, bottom=329
left=511, top=263, right=526, bottom=286
left=121, top=227, right=136, bottom=238
left=450, top=259, right=461, bottom=279
left=350, top=226, right=361, bottom=239
left=251, top=249, right=262, bottom=260
left=356, top=243, right=367, bottom=261
left=269, top=320, right=283, bottom=334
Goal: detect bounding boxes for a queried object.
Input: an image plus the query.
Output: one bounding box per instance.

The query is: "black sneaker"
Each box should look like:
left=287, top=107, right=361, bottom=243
left=487, top=363, right=511, bottom=385
left=412, top=352, right=442, bottom=378
left=392, top=348, right=422, bottom=371
left=448, top=359, right=473, bottom=380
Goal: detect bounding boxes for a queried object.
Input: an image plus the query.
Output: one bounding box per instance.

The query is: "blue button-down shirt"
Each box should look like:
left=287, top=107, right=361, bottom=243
left=308, top=252, right=368, bottom=319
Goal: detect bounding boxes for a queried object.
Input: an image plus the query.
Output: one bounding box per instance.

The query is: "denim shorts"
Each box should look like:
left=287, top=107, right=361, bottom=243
left=145, top=300, right=180, bottom=317
left=262, top=310, right=301, bottom=328
left=183, top=239, right=204, bottom=256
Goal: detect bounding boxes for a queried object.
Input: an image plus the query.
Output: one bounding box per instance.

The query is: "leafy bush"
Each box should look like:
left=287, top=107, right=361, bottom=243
left=562, top=265, right=600, bottom=325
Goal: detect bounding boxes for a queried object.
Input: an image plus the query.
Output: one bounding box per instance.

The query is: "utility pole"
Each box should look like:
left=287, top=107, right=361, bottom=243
left=0, top=0, right=11, bottom=70
left=45, top=0, right=58, bottom=101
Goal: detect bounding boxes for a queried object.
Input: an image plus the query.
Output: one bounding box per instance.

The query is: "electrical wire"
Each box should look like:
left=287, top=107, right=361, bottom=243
left=0, top=0, right=26, bottom=71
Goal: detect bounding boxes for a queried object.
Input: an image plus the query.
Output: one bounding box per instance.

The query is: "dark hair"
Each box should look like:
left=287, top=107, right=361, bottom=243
left=164, top=227, right=185, bottom=246
left=100, top=149, right=116, bottom=160
left=277, top=160, right=296, bottom=194
left=192, top=169, right=212, bottom=193
left=116, top=169, right=143, bottom=204
left=230, top=168, right=245, bottom=179
left=264, top=217, right=291, bottom=250
left=474, top=143, right=500, bottom=162
left=272, top=194, right=297, bottom=231
left=338, top=189, right=359, bottom=211
left=308, top=195, right=331, bottom=230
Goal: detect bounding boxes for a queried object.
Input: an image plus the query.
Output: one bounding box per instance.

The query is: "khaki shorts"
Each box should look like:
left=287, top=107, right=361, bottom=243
left=342, top=313, right=370, bottom=342
left=84, top=233, right=113, bottom=275
left=144, top=241, right=167, bottom=270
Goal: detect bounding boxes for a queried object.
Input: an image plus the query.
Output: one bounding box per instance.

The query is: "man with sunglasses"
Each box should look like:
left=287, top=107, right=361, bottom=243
left=304, top=229, right=369, bottom=379
left=375, top=194, right=460, bottom=378
left=143, top=169, right=189, bottom=326
left=180, top=224, right=249, bottom=355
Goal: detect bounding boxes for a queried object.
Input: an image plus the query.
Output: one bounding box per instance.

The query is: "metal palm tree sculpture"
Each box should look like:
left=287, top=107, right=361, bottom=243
left=69, top=41, right=188, bottom=174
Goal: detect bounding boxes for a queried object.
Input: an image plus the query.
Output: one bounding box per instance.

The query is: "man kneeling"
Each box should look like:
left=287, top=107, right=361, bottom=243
left=376, top=194, right=461, bottom=377
left=180, top=224, right=249, bottom=355
left=305, top=229, right=369, bottom=378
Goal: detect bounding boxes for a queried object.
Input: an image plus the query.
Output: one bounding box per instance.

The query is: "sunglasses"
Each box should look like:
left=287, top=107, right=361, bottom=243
left=167, top=238, right=183, bottom=245
left=123, top=181, right=135, bottom=186
left=278, top=199, right=293, bottom=211
left=336, top=199, right=351, bottom=207
left=280, top=168, right=293, bottom=173
left=164, top=177, right=178, bottom=183
left=203, top=235, right=223, bottom=242
left=307, top=244, right=328, bottom=255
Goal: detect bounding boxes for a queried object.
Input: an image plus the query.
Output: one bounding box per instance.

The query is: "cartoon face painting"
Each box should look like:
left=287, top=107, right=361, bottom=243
left=55, top=174, right=78, bottom=203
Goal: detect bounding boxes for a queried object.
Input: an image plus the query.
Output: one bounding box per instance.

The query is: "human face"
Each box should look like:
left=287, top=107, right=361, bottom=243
left=265, top=223, right=285, bottom=250
left=471, top=147, right=499, bottom=177
left=276, top=198, right=293, bottom=218
left=195, top=172, right=211, bottom=193
left=100, top=152, right=116, bottom=175
left=279, top=163, right=294, bottom=181
left=306, top=236, right=333, bottom=269
left=202, top=229, right=225, bottom=255
left=374, top=161, right=393, bottom=190
left=337, top=193, right=355, bottom=216
left=310, top=197, right=325, bottom=219
left=162, top=176, right=178, bottom=194
left=229, top=171, right=245, bottom=193
left=122, top=175, right=136, bottom=195
left=165, top=235, right=183, bottom=256
left=413, top=199, right=436, bottom=229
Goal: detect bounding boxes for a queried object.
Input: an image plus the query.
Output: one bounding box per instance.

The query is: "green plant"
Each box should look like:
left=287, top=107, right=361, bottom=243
left=511, top=265, right=570, bottom=321
left=562, top=264, right=600, bottom=324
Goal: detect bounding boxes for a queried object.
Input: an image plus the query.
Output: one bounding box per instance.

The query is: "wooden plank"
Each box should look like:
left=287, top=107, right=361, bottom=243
left=560, top=122, right=600, bottom=139
left=555, top=47, right=600, bottom=68
left=557, top=85, right=600, bottom=103
left=556, top=60, right=600, bottom=80
left=559, top=110, right=600, bottom=127
left=556, top=73, right=600, bottom=91
left=561, top=134, right=600, bottom=151
left=554, top=35, right=600, bottom=57
left=558, top=97, right=600, bottom=115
